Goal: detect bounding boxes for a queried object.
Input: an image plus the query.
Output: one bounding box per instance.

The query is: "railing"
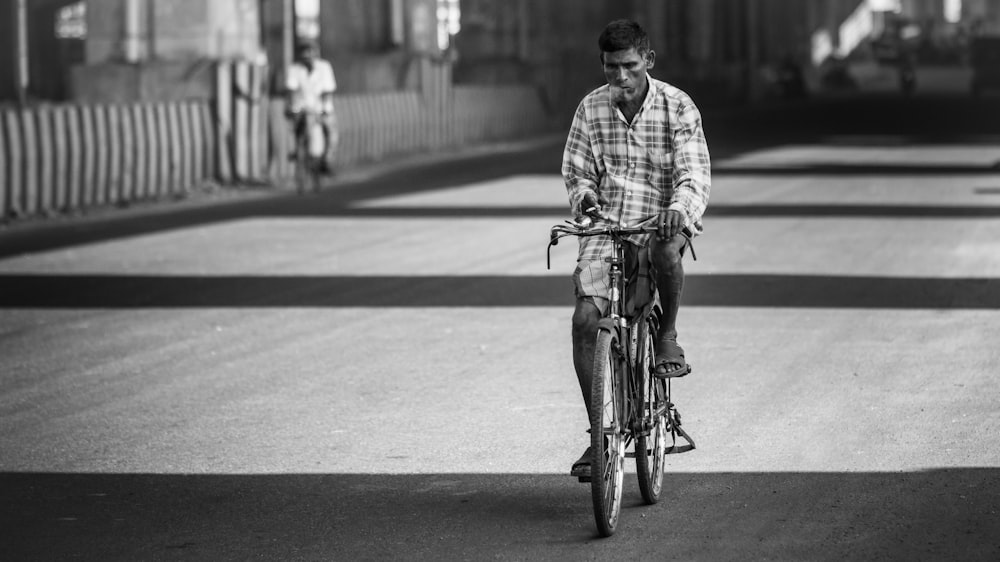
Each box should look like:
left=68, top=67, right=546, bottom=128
left=267, top=84, right=551, bottom=180
left=1, top=67, right=553, bottom=223
left=1, top=101, right=215, bottom=221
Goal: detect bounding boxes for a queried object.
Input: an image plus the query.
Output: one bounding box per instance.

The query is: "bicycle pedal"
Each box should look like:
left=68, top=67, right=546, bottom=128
left=577, top=475, right=592, bottom=483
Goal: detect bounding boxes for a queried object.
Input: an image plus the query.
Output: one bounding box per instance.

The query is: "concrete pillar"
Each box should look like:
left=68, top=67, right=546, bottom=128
left=405, top=0, right=438, bottom=55
left=746, top=0, right=763, bottom=100
left=402, top=0, right=445, bottom=102
left=0, top=0, right=26, bottom=102
left=83, top=0, right=260, bottom=64
left=517, top=0, right=529, bottom=60
left=14, top=0, right=28, bottom=104
left=260, top=0, right=294, bottom=87
left=123, top=0, right=143, bottom=62
left=0, top=0, right=13, bottom=101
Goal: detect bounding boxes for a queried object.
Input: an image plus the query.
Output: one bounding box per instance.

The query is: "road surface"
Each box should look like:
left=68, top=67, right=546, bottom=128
left=2, top=96, right=999, bottom=560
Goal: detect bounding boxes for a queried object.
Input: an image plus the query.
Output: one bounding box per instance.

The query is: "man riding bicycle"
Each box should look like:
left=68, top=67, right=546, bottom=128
left=285, top=40, right=338, bottom=174
left=562, top=20, right=712, bottom=479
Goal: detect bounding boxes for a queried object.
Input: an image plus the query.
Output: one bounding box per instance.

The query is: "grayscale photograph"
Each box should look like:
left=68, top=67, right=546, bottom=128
left=1, top=0, right=998, bottom=559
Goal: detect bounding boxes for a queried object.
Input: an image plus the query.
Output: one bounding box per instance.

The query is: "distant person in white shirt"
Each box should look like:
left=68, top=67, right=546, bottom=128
left=286, top=40, right=338, bottom=173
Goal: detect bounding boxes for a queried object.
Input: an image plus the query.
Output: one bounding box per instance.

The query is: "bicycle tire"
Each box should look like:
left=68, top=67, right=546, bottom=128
left=294, top=138, right=323, bottom=194
left=590, top=328, right=625, bottom=537
left=635, top=314, right=667, bottom=504
left=294, top=137, right=310, bottom=194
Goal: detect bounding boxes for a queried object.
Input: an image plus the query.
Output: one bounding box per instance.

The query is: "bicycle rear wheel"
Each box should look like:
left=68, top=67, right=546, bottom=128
left=294, top=137, right=310, bottom=194
left=293, top=139, right=322, bottom=194
left=635, top=315, right=667, bottom=504
left=590, top=328, right=625, bottom=537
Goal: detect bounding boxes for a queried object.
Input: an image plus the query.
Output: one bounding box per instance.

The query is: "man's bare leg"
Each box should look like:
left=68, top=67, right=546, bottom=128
left=570, top=297, right=601, bottom=476
left=571, top=298, right=602, bottom=418
left=650, top=234, right=688, bottom=375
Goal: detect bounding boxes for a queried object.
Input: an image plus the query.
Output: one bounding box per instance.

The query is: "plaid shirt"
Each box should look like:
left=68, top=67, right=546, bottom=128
left=562, top=75, right=711, bottom=261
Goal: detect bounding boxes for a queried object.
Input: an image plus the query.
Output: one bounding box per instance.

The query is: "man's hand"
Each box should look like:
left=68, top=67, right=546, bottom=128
left=658, top=209, right=685, bottom=240
left=580, top=192, right=602, bottom=218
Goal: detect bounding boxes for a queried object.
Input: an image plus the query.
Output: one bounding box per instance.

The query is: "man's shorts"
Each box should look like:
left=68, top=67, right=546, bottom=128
left=293, top=109, right=338, bottom=139
left=573, top=242, right=653, bottom=316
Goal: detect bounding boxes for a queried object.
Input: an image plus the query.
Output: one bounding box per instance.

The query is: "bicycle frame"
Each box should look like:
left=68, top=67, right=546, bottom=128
left=590, top=227, right=646, bottom=449
left=289, top=111, right=324, bottom=193
left=547, top=216, right=695, bottom=474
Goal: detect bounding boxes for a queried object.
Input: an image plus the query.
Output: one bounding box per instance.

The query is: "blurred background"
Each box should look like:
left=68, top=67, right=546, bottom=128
left=3, top=4, right=1000, bottom=557
left=5, top=0, right=1000, bottom=103
left=1, top=0, right=999, bottom=221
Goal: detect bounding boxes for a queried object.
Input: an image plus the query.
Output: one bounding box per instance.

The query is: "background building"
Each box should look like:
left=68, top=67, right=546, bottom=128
left=4, top=1, right=1000, bottom=107
left=3, top=0, right=1000, bottom=225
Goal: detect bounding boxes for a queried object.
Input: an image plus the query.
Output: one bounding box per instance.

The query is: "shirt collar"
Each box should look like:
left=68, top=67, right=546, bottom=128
left=641, top=74, right=658, bottom=110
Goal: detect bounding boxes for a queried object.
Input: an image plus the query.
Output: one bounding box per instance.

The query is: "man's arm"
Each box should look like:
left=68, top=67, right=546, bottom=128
left=282, top=66, right=301, bottom=119
left=284, top=64, right=301, bottom=95
left=668, top=99, right=711, bottom=230
left=561, top=102, right=601, bottom=216
left=319, top=60, right=337, bottom=113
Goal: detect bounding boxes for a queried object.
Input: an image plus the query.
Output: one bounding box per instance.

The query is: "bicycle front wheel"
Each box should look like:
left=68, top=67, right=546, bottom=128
left=635, top=315, right=667, bottom=504
left=590, top=328, right=625, bottom=537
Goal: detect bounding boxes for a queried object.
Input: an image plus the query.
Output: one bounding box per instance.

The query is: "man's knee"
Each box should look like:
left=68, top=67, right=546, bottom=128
left=650, top=237, right=685, bottom=271
left=571, top=299, right=601, bottom=339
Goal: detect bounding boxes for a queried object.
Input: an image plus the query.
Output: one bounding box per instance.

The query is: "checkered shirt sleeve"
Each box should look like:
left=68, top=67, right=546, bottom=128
left=561, top=77, right=711, bottom=261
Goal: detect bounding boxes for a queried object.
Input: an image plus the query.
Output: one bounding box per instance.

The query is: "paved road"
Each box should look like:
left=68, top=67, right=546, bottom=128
left=2, top=95, right=1000, bottom=561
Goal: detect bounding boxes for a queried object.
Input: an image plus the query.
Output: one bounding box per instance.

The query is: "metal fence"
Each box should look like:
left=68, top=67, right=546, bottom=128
left=0, top=63, right=552, bottom=223
left=0, top=101, right=214, bottom=220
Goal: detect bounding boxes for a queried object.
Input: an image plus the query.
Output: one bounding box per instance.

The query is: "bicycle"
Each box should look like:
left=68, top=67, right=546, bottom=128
left=288, top=110, right=326, bottom=194
left=548, top=215, right=697, bottom=537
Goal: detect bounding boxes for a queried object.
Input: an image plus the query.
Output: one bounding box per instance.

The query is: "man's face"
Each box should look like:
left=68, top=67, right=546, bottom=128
left=300, top=46, right=318, bottom=64
left=602, top=48, right=654, bottom=105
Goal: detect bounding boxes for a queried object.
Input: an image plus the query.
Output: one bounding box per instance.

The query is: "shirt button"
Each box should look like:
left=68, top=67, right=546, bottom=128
left=630, top=162, right=636, bottom=169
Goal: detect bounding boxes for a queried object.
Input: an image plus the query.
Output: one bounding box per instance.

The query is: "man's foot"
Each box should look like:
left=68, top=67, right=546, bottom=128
left=654, top=337, right=689, bottom=378
left=571, top=446, right=592, bottom=481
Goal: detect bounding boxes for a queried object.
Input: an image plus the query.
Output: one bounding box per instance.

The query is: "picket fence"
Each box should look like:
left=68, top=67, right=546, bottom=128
left=0, top=101, right=214, bottom=220
left=0, top=69, right=551, bottom=222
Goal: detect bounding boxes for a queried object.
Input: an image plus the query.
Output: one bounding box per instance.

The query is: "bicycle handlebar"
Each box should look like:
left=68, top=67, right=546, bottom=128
left=546, top=215, right=696, bottom=270
left=549, top=221, right=655, bottom=240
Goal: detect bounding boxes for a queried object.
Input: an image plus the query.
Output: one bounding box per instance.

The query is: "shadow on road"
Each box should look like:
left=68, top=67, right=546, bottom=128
left=1, top=273, right=999, bottom=309
left=2, top=194, right=1000, bottom=258
left=3, top=469, right=997, bottom=560
left=259, top=203, right=1000, bottom=219
left=3, top=93, right=1000, bottom=259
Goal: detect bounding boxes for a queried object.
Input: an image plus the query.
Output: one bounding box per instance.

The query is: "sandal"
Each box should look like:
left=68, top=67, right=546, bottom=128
left=653, top=338, right=690, bottom=378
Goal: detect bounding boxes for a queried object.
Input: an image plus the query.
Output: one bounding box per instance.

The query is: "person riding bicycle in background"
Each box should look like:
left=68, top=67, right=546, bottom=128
left=562, top=19, right=712, bottom=479
left=285, top=39, right=339, bottom=174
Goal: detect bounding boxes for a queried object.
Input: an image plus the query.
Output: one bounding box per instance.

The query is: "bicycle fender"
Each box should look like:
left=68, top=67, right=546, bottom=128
left=596, top=318, right=619, bottom=337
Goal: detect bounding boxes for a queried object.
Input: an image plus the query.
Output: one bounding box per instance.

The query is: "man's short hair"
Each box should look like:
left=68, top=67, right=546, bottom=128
left=598, top=19, right=650, bottom=55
